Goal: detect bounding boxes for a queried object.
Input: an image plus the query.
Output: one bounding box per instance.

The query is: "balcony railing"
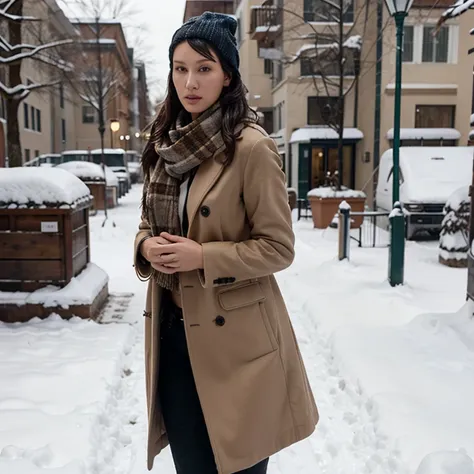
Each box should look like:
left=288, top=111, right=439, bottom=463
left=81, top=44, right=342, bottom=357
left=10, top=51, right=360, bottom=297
left=250, top=6, right=282, bottom=42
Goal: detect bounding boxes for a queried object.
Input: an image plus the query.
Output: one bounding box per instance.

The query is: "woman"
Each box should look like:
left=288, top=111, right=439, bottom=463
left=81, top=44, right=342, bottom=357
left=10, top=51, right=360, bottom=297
left=134, top=12, right=318, bottom=474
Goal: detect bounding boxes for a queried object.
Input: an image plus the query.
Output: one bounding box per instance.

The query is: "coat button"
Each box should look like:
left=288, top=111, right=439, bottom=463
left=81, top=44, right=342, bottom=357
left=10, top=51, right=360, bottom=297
left=215, top=315, right=226, bottom=327
left=200, top=206, right=210, bottom=217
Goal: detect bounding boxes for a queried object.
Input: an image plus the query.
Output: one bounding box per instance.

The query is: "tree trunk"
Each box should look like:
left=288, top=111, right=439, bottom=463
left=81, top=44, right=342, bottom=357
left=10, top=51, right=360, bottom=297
left=337, top=0, right=345, bottom=190
left=6, top=0, right=24, bottom=167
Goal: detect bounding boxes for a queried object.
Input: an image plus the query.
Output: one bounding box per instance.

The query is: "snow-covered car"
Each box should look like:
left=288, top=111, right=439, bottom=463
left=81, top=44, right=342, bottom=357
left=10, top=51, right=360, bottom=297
left=61, top=150, right=90, bottom=163
left=90, top=148, right=131, bottom=194
left=376, top=146, right=473, bottom=239
left=125, top=151, right=142, bottom=184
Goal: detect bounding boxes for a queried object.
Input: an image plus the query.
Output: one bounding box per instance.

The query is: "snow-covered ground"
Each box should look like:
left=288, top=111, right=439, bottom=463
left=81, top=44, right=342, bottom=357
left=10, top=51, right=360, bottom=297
left=0, top=185, right=473, bottom=474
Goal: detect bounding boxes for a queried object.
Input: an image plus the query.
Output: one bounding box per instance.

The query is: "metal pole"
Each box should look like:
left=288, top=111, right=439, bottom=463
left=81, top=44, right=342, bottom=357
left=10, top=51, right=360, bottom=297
left=389, top=12, right=406, bottom=286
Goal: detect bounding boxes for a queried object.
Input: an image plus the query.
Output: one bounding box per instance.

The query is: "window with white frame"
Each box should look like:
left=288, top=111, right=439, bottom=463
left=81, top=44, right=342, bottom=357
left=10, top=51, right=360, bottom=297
left=403, top=24, right=457, bottom=64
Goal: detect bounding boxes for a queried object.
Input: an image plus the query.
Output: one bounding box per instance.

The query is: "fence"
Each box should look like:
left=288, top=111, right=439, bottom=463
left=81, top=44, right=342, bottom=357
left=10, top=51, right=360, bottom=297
left=297, top=199, right=312, bottom=220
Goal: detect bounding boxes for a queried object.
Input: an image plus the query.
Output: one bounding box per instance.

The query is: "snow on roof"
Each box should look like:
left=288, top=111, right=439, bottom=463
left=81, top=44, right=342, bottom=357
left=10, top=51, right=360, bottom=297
left=386, top=128, right=461, bottom=140
left=343, top=35, right=362, bottom=49
left=382, top=146, right=474, bottom=203
left=255, top=25, right=281, bottom=33
left=290, top=127, right=363, bottom=143
left=61, top=150, right=89, bottom=155
left=82, top=38, right=116, bottom=45
left=0, top=263, right=108, bottom=307
left=0, top=168, right=91, bottom=208
left=90, top=148, right=125, bottom=155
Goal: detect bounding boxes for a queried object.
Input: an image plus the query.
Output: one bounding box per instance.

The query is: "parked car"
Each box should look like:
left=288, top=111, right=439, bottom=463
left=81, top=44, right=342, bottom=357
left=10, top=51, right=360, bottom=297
left=61, top=150, right=90, bottom=163
left=376, top=146, right=473, bottom=239
left=90, top=148, right=131, bottom=193
left=24, top=153, right=61, bottom=167
left=125, top=150, right=142, bottom=184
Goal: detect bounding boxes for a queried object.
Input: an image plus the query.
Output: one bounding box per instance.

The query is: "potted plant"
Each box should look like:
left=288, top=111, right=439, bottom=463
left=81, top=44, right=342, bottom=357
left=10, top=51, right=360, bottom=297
left=307, top=172, right=366, bottom=229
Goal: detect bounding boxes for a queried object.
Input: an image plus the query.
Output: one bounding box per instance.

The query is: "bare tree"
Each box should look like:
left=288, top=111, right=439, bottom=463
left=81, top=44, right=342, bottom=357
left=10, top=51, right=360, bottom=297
left=258, top=0, right=393, bottom=189
left=0, top=0, right=73, bottom=167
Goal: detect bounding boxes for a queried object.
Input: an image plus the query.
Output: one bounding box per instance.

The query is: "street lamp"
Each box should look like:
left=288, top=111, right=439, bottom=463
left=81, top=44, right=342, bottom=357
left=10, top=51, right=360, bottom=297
left=384, top=0, right=413, bottom=287
left=110, top=119, right=120, bottom=149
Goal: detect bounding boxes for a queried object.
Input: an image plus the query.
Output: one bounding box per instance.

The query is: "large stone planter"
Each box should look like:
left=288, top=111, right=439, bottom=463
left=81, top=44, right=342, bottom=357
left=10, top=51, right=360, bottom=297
left=307, top=187, right=366, bottom=229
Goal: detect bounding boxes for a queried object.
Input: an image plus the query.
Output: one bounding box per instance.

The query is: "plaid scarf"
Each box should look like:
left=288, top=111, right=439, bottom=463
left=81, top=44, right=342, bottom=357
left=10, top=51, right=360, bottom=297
left=146, top=102, right=225, bottom=291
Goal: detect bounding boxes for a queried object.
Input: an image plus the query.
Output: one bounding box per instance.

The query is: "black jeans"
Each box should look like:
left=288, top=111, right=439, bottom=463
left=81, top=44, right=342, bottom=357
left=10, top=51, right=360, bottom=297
left=158, top=298, right=269, bottom=474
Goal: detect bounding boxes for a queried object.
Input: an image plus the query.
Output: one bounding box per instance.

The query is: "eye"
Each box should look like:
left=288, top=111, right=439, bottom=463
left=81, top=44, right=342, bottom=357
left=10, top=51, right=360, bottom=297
left=200, top=66, right=211, bottom=72
left=175, top=66, right=186, bottom=72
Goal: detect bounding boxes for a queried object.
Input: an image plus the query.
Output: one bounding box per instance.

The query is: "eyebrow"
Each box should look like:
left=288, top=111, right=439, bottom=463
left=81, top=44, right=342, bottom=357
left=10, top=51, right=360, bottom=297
left=173, top=58, right=216, bottom=64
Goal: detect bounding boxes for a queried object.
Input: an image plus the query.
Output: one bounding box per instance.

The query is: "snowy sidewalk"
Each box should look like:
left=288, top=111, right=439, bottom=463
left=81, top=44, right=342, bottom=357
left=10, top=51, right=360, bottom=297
left=1, top=185, right=473, bottom=474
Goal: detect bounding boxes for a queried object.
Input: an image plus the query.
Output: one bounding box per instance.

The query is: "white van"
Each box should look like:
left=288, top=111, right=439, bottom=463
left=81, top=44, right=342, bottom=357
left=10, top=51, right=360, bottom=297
left=376, top=146, right=473, bottom=239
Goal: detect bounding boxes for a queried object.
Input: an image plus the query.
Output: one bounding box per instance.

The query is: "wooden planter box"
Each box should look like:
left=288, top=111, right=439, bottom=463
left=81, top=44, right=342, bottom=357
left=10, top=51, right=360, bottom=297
left=0, top=202, right=91, bottom=292
left=86, top=182, right=117, bottom=212
left=308, top=196, right=366, bottom=229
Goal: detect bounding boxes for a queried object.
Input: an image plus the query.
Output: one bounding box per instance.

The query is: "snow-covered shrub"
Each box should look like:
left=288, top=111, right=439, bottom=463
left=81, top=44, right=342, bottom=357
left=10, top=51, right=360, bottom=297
left=439, top=186, right=470, bottom=267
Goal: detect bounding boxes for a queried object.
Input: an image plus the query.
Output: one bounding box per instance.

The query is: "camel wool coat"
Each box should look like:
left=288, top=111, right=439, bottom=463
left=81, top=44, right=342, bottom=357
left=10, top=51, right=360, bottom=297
left=133, top=123, right=319, bottom=474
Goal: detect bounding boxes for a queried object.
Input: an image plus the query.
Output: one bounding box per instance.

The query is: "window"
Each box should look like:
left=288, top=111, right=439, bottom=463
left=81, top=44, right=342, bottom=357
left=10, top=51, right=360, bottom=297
left=59, top=83, right=64, bottom=109
left=61, top=119, right=66, bottom=143
left=262, top=110, right=274, bottom=134
left=423, top=26, right=449, bottom=63
left=403, top=26, right=414, bottom=62
left=274, top=102, right=284, bottom=131
left=301, top=49, right=356, bottom=76
left=31, top=105, right=36, bottom=131
left=36, top=109, right=41, bottom=132
left=24, top=148, right=30, bottom=162
left=23, top=103, right=29, bottom=129
left=304, top=0, right=354, bottom=23
left=406, top=24, right=455, bottom=64
left=272, top=61, right=283, bottom=87
left=34, top=150, right=39, bottom=158
left=264, top=59, right=272, bottom=75
left=82, top=105, right=96, bottom=124
left=308, top=96, right=343, bottom=126
left=415, top=105, right=455, bottom=128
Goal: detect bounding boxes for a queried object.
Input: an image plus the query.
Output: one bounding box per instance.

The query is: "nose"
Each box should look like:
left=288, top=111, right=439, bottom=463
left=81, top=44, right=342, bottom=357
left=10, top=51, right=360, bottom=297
left=185, top=72, right=198, bottom=91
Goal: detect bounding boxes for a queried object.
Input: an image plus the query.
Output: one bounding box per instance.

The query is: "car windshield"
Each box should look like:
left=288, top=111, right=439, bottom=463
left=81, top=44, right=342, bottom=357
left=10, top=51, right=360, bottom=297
left=126, top=152, right=139, bottom=163
left=62, top=154, right=89, bottom=163
left=49, top=156, right=62, bottom=165
left=91, top=153, right=125, bottom=167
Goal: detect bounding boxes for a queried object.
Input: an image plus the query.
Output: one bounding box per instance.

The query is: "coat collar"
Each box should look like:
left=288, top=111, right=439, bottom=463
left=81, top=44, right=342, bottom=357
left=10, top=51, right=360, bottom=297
left=186, top=154, right=225, bottom=236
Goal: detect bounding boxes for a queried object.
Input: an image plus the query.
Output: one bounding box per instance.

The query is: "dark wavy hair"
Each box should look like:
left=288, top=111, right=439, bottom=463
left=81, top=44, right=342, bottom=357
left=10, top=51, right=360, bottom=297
left=141, top=39, right=257, bottom=185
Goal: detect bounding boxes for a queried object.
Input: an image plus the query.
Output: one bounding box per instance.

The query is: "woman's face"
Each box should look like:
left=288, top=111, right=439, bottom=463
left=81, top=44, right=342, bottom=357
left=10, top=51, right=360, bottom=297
left=172, top=41, right=231, bottom=119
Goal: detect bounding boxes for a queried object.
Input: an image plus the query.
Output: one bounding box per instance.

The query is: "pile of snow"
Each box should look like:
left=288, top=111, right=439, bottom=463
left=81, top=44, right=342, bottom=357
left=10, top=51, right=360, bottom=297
left=57, top=161, right=105, bottom=182
left=308, top=186, right=366, bottom=199
left=56, top=161, right=119, bottom=187
left=0, top=168, right=91, bottom=209
left=439, top=186, right=470, bottom=265
left=0, top=263, right=108, bottom=308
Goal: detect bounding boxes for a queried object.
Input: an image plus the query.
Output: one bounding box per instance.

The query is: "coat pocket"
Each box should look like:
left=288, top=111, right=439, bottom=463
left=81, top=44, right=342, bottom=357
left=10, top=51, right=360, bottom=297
left=217, top=282, right=278, bottom=361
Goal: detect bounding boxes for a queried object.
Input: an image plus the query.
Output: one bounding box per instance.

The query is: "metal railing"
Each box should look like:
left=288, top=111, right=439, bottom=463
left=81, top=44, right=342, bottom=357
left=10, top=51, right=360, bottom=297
left=297, top=199, right=312, bottom=220
left=350, top=211, right=390, bottom=248
left=250, top=6, right=282, bottom=33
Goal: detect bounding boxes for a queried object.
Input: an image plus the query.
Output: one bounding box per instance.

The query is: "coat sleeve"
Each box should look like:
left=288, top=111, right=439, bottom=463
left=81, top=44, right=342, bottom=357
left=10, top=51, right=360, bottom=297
left=134, top=210, right=153, bottom=281
left=198, top=136, right=295, bottom=288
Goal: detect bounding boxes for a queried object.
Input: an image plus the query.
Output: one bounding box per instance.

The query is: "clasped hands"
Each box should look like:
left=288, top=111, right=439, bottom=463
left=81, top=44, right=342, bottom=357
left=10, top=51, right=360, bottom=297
left=141, top=232, right=204, bottom=275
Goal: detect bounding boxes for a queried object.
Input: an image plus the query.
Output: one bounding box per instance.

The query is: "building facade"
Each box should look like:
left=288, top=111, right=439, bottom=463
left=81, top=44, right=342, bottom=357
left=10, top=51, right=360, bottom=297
left=184, top=0, right=235, bottom=21
left=0, top=0, right=150, bottom=166
left=235, top=0, right=474, bottom=204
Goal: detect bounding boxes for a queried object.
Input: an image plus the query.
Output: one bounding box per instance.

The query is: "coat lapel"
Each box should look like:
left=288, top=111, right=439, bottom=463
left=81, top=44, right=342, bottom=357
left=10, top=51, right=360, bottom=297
left=186, top=154, right=225, bottom=237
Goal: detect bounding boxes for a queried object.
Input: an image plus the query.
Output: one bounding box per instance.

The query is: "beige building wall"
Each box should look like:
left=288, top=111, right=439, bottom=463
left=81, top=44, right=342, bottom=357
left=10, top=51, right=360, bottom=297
left=243, top=0, right=474, bottom=202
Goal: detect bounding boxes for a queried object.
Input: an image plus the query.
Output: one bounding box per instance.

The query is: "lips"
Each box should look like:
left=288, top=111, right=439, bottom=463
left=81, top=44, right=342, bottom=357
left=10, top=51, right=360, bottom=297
left=185, top=96, right=202, bottom=102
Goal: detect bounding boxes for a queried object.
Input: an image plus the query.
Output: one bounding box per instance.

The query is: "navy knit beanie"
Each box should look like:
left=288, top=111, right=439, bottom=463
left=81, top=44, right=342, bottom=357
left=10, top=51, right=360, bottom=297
left=169, top=12, right=240, bottom=75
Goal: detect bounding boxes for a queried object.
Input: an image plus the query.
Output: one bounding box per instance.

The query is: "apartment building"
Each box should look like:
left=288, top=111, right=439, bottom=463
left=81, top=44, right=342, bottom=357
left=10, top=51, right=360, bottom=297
left=236, top=0, right=474, bottom=203
left=0, top=1, right=150, bottom=166
left=184, top=0, right=235, bottom=21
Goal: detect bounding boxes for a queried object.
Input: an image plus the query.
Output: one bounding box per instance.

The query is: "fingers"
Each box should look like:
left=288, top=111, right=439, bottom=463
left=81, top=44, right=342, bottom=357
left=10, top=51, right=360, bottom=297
left=151, top=263, right=178, bottom=274
left=159, top=253, right=178, bottom=264
left=160, top=232, right=186, bottom=243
